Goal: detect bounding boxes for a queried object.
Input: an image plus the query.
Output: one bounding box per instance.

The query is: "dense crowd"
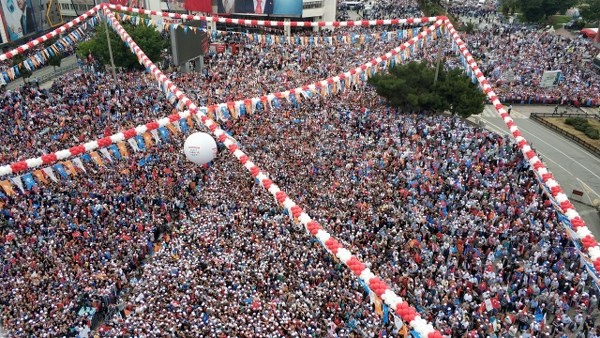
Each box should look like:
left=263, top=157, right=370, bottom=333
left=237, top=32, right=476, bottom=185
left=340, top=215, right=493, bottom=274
left=0, top=1, right=599, bottom=338
left=461, top=22, right=600, bottom=106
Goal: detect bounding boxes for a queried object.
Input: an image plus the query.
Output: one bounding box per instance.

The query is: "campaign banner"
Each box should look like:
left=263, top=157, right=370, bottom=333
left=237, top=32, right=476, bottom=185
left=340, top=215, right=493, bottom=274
left=184, top=0, right=211, bottom=13
left=1, top=0, right=63, bottom=41
left=216, top=0, right=301, bottom=16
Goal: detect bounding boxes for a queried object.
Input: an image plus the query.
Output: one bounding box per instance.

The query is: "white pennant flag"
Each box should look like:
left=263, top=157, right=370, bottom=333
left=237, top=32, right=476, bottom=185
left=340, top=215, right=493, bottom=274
left=100, top=148, right=112, bottom=162
left=172, top=119, right=181, bottom=132
left=42, top=167, right=58, bottom=183
left=11, top=176, right=24, bottom=193
left=72, top=158, right=86, bottom=173
left=393, top=314, right=404, bottom=330
left=193, top=114, right=203, bottom=127
left=150, top=129, right=161, bottom=143
left=128, top=138, right=140, bottom=152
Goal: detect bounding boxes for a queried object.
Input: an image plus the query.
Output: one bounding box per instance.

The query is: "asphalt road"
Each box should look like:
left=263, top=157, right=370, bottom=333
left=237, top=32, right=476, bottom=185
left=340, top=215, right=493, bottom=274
left=478, top=105, right=600, bottom=232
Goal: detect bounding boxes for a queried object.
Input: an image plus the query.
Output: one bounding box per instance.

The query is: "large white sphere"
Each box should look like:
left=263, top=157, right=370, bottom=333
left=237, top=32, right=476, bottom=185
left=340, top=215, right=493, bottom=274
left=183, top=132, right=218, bottom=165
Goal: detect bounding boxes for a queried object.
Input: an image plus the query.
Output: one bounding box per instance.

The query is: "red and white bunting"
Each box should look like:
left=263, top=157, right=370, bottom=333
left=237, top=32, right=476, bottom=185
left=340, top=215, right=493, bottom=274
left=0, top=5, right=101, bottom=62
left=107, top=4, right=441, bottom=28
left=445, top=18, right=600, bottom=275
left=0, top=13, right=442, bottom=177
left=99, top=7, right=446, bottom=338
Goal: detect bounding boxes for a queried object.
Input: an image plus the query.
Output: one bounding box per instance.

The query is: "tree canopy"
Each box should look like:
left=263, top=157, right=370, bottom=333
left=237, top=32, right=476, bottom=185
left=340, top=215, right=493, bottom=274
left=579, top=0, right=600, bottom=27
left=367, top=61, right=486, bottom=118
left=76, top=19, right=168, bottom=70
left=518, top=0, right=577, bottom=22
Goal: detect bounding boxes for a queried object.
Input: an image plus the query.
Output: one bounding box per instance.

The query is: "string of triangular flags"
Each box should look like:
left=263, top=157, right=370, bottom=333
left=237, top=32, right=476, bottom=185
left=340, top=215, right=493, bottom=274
left=166, top=27, right=445, bottom=122
left=0, top=115, right=197, bottom=198
left=105, top=8, right=445, bottom=337
left=113, top=12, right=444, bottom=47
left=210, top=28, right=443, bottom=46
left=1, top=18, right=98, bottom=83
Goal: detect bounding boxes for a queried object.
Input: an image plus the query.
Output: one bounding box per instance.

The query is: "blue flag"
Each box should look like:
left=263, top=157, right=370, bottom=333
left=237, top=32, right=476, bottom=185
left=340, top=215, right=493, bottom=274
left=81, top=153, right=91, bottom=162
left=135, top=135, right=146, bottom=151
left=383, top=304, right=389, bottom=325
left=158, top=127, right=169, bottom=141
left=22, top=173, right=36, bottom=190
left=179, top=118, right=189, bottom=134
left=53, top=163, right=68, bottom=179
left=535, top=307, right=544, bottom=323
left=109, top=144, right=121, bottom=160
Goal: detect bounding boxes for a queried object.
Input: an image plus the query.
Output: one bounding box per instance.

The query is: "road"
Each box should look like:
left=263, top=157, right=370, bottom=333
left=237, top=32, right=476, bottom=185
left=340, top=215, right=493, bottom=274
left=476, top=104, right=600, bottom=232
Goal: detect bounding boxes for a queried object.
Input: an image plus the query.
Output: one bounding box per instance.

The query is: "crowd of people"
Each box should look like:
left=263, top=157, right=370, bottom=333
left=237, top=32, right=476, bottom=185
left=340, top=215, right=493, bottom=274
left=0, top=1, right=599, bottom=337
left=460, top=19, right=600, bottom=106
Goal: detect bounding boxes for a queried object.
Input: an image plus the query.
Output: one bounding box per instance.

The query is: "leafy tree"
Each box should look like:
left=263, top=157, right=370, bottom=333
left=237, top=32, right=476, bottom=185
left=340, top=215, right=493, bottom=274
left=519, top=0, right=577, bottom=22
left=367, top=61, right=486, bottom=118
left=580, top=0, right=600, bottom=31
left=76, top=17, right=168, bottom=70
left=48, top=54, right=62, bottom=70
left=519, top=0, right=545, bottom=22
left=436, top=68, right=487, bottom=118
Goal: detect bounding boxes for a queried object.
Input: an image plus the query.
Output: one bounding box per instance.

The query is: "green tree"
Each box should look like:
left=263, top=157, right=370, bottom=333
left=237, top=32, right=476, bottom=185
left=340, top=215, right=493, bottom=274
left=519, top=0, right=577, bottom=22
left=48, top=54, right=62, bottom=70
left=367, top=61, right=486, bottom=118
left=76, top=18, right=167, bottom=70
left=580, top=0, right=600, bottom=33
left=436, top=68, right=487, bottom=118
left=519, top=0, right=545, bottom=22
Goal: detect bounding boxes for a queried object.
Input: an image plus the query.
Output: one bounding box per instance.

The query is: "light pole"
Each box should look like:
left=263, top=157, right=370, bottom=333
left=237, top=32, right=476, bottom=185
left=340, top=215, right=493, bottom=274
left=97, top=0, right=117, bottom=79
left=433, top=28, right=444, bottom=86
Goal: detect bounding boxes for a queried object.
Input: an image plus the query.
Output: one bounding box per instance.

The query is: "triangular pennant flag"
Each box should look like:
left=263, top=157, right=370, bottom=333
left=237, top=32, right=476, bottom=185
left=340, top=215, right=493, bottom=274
left=150, top=129, right=161, bottom=143
left=72, top=158, right=86, bottom=173
left=42, top=167, right=58, bottom=182
left=0, top=180, right=15, bottom=196
left=117, top=142, right=130, bottom=157
left=53, top=163, right=68, bottom=179
left=108, top=144, right=121, bottom=160
left=90, top=151, right=104, bottom=166
left=22, top=173, right=36, bottom=190
left=99, top=148, right=113, bottom=162
left=166, top=122, right=179, bottom=135
left=33, top=170, right=48, bottom=184
left=63, top=161, right=77, bottom=176
left=11, top=176, right=24, bottom=193
left=142, top=132, right=154, bottom=148
left=128, top=138, right=140, bottom=152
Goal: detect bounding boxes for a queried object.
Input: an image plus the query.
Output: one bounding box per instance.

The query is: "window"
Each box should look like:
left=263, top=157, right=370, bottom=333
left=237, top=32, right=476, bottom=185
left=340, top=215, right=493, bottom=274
left=302, top=1, right=322, bottom=9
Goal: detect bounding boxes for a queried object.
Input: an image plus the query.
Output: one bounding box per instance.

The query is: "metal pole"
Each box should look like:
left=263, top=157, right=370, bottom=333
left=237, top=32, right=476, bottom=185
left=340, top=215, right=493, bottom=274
left=102, top=4, right=117, bottom=79
left=434, top=31, right=443, bottom=85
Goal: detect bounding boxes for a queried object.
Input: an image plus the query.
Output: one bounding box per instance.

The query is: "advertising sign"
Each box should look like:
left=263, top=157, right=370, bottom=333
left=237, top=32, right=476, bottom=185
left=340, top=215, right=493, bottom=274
left=1, top=0, right=62, bottom=41
left=216, top=0, right=301, bottom=16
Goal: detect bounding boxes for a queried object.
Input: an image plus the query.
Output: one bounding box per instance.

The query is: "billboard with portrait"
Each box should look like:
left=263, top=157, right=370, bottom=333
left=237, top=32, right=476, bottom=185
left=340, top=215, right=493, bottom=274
left=1, top=0, right=62, bottom=41
left=217, top=0, right=301, bottom=16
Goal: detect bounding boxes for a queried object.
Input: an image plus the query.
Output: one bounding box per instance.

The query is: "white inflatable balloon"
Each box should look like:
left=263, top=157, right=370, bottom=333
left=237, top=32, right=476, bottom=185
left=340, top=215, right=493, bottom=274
left=183, top=132, right=218, bottom=165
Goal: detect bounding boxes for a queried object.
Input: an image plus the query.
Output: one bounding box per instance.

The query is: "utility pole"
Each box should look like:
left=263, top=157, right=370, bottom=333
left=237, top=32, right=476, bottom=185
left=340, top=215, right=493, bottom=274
left=433, top=28, right=444, bottom=86
left=99, top=0, right=117, bottom=79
